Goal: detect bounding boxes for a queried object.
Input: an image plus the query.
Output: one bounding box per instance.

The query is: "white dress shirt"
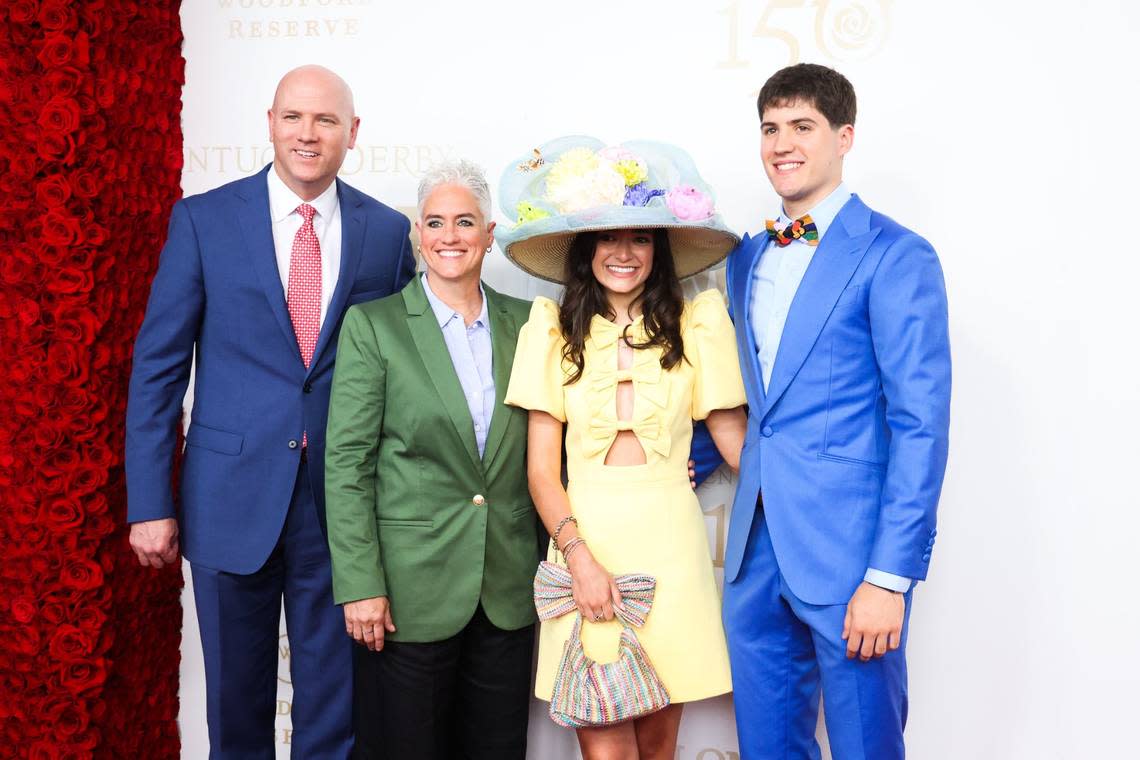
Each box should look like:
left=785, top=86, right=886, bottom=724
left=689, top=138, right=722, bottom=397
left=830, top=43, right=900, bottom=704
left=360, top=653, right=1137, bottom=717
left=749, top=182, right=912, bottom=594
left=266, top=166, right=341, bottom=327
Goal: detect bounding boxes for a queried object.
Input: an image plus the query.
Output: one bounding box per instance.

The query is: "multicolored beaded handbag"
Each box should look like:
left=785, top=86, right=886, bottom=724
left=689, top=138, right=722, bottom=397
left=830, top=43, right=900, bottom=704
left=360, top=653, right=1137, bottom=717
left=533, top=561, right=670, bottom=727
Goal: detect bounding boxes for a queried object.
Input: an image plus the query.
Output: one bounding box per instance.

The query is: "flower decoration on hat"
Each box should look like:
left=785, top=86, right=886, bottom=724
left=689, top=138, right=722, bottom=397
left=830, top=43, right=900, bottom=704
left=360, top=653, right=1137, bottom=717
left=665, top=185, right=714, bottom=221
left=496, top=136, right=740, bottom=283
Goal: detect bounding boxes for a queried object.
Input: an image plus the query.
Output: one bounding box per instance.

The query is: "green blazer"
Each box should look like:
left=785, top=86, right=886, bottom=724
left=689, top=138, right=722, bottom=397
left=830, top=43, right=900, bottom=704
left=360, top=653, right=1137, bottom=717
left=325, top=276, right=538, bottom=642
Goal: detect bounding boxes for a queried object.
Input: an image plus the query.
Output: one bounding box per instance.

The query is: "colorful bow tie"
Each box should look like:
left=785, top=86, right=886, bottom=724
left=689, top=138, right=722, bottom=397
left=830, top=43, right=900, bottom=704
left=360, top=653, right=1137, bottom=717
left=766, top=215, right=819, bottom=247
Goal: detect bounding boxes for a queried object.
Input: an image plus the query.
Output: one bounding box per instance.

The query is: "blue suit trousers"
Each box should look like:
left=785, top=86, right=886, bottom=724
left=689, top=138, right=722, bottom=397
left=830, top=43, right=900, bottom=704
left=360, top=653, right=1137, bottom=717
left=724, top=510, right=912, bottom=760
left=191, top=462, right=353, bottom=759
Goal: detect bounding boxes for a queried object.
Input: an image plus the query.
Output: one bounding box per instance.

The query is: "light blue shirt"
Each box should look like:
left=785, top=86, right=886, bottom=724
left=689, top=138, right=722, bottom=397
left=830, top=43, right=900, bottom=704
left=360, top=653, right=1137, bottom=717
left=749, top=183, right=912, bottom=594
left=750, top=182, right=851, bottom=390
left=422, top=274, right=496, bottom=457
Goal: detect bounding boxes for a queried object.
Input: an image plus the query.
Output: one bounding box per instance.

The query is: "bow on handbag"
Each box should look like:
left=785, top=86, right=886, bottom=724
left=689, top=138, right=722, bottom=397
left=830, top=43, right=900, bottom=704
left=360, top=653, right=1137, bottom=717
left=534, top=561, right=656, bottom=627
left=533, top=560, right=670, bottom=727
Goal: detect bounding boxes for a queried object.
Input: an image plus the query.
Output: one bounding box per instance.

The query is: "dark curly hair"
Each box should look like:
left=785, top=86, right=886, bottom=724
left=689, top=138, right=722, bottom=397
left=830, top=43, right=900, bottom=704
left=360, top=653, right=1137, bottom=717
left=757, top=63, right=856, bottom=128
left=559, top=229, right=685, bottom=385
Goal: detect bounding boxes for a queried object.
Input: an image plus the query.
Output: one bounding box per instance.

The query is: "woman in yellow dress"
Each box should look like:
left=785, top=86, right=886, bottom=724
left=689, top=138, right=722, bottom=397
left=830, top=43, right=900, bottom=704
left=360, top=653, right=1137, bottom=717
left=500, top=137, right=747, bottom=759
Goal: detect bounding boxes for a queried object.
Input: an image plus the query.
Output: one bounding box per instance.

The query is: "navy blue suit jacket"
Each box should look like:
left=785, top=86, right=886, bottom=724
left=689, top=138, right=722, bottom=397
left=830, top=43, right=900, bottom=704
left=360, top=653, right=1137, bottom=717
left=724, top=194, right=951, bottom=605
left=125, top=165, right=415, bottom=574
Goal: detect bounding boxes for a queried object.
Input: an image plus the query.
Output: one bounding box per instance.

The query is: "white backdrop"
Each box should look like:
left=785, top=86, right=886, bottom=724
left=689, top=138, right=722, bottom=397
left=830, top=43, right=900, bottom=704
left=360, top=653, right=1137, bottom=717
left=175, top=1, right=1140, bottom=757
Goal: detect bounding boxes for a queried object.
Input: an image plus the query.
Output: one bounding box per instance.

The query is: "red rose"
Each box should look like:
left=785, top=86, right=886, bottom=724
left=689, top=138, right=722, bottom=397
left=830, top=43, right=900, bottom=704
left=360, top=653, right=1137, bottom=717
left=69, top=464, right=107, bottom=494
left=44, top=267, right=93, bottom=296
left=7, top=150, right=39, bottom=182
left=40, top=209, right=83, bottom=246
left=37, top=33, right=77, bottom=68
left=35, top=174, right=72, bottom=208
left=45, top=497, right=84, bottom=532
left=5, top=624, right=42, bottom=655
left=60, top=659, right=107, bottom=695
left=38, top=0, right=78, bottom=32
left=36, top=130, right=76, bottom=164
left=9, top=597, right=37, bottom=624
left=74, top=604, right=107, bottom=633
left=38, top=96, right=81, bottom=134
left=70, top=169, right=99, bottom=198
left=49, top=626, right=95, bottom=661
left=8, top=0, right=38, bottom=25
left=44, top=66, right=81, bottom=97
left=60, top=558, right=104, bottom=591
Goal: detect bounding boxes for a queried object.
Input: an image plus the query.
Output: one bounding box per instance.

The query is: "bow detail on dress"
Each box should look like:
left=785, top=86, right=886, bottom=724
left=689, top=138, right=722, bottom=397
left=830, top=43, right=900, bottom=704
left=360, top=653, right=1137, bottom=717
left=582, top=319, right=672, bottom=460
left=533, top=561, right=656, bottom=627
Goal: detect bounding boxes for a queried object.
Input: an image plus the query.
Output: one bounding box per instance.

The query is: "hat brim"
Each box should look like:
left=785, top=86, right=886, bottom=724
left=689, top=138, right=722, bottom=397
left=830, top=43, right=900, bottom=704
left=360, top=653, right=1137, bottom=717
left=500, top=217, right=739, bottom=285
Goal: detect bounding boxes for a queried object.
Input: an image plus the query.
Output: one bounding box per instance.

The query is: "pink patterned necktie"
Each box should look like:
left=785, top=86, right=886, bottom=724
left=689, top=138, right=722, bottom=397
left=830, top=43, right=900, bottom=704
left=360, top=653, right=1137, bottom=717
left=287, top=203, right=321, bottom=449
left=287, top=203, right=321, bottom=368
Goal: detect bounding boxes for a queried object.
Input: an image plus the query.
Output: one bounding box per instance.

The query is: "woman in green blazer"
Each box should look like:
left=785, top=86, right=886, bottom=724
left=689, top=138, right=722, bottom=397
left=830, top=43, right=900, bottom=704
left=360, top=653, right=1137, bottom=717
left=324, top=159, right=538, bottom=760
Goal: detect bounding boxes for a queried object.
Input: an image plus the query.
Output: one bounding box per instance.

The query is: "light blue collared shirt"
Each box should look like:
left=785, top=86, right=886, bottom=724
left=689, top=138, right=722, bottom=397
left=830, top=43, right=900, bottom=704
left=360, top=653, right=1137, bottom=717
left=422, top=274, right=496, bottom=457
left=749, top=183, right=912, bottom=594
left=750, top=182, right=851, bottom=390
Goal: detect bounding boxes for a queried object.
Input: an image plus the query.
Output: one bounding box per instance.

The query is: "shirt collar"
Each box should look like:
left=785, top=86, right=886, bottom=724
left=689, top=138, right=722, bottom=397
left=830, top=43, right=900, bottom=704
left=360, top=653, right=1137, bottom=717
left=421, top=273, right=488, bottom=330
left=777, top=181, right=851, bottom=242
left=267, top=164, right=339, bottom=224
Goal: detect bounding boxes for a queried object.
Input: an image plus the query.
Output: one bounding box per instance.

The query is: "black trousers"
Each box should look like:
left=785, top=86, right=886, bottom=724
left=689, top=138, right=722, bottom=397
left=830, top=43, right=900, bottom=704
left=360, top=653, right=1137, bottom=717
left=351, top=604, right=535, bottom=760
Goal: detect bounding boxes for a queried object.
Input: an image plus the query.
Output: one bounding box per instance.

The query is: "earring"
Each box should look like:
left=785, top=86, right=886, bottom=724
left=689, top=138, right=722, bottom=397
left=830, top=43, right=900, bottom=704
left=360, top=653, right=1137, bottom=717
left=485, top=246, right=492, bottom=253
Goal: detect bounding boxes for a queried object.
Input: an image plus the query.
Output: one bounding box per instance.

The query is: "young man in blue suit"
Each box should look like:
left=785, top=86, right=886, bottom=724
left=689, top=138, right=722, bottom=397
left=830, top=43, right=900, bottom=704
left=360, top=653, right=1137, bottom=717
left=125, top=65, right=415, bottom=758
left=722, top=64, right=951, bottom=758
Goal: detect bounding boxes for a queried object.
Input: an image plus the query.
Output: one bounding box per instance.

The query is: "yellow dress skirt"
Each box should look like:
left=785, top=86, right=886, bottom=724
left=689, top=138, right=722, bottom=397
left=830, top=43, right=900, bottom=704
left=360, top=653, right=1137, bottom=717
left=505, top=290, right=746, bottom=704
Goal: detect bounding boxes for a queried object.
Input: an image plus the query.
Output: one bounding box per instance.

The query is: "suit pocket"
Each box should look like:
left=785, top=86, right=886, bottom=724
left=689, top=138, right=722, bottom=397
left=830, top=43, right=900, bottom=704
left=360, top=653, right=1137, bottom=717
left=377, top=517, right=433, bottom=529
left=832, top=283, right=865, bottom=311
left=185, top=422, right=243, bottom=455
left=817, top=451, right=886, bottom=471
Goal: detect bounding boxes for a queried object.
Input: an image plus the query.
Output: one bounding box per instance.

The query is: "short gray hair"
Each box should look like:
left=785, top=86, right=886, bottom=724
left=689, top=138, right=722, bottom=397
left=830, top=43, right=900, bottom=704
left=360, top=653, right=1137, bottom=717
left=417, top=158, right=493, bottom=222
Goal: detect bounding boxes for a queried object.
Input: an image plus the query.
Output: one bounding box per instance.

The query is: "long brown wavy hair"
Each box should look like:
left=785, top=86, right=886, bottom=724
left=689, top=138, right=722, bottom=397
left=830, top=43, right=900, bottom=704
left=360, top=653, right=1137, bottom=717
left=559, top=229, right=686, bottom=384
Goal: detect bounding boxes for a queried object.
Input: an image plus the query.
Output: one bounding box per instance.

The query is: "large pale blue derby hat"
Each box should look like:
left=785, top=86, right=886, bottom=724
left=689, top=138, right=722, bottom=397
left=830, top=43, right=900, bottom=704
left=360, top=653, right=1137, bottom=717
left=496, top=136, right=739, bottom=284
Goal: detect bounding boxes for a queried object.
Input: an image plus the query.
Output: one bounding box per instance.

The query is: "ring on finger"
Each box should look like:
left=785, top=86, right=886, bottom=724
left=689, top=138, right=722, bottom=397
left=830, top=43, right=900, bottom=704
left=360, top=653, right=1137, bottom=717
left=592, top=612, right=603, bottom=621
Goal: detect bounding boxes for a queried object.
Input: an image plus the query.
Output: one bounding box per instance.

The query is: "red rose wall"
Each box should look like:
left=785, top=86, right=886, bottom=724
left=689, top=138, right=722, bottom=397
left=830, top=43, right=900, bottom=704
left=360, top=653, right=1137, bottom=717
left=0, top=2, right=185, bottom=758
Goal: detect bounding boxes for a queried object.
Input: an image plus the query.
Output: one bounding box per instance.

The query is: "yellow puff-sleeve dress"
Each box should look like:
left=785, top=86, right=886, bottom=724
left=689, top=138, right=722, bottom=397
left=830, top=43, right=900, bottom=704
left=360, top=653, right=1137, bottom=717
left=505, top=289, right=746, bottom=703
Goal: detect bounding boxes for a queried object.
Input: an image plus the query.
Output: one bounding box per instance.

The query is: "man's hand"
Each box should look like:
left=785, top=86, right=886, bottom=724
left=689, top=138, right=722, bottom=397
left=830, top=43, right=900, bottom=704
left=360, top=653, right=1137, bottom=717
left=129, top=518, right=180, bottom=568
left=842, top=582, right=905, bottom=661
left=344, top=596, right=396, bottom=651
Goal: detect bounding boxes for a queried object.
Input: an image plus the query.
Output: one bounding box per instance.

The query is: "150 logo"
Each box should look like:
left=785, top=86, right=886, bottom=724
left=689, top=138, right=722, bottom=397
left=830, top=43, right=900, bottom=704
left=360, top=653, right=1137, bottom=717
left=718, top=0, right=891, bottom=68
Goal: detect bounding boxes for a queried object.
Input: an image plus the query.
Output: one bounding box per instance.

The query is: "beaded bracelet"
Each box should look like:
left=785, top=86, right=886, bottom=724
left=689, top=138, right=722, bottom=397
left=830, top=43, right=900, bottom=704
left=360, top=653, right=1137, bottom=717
left=552, top=515, right=578, bottom=551
left=561, top=537, right=587, bottom=562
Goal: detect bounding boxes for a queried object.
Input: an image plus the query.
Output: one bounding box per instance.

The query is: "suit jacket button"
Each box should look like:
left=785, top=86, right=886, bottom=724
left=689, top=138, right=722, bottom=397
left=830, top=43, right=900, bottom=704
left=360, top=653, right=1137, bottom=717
left=922, top=553, right=931, bottom=562
left=288, top=439, right=299, bottom=449
left=303, top=382, right=313, bottom=394
left=761, top=426, right=773, bottom=437
left=472, top=494, right=485, bottom=507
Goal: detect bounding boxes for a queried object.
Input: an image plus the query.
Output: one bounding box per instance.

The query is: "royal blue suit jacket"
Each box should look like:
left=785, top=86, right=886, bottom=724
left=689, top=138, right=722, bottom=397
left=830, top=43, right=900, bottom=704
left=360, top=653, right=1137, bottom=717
left=126, top=165, right=416, bottom=574
left=724, top=194, right=951, bottom=605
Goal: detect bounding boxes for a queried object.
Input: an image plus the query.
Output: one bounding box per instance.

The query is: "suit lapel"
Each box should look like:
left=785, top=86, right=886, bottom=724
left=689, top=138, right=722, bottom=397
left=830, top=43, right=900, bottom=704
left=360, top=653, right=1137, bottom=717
left=236, top=167, right=302, bottom=364
left=309, top=178, right=367, bottom=377
left=732, top=233, right=768, bottom=410
left=403, top=278, right=483, bottom=472
left=761, top=195, right=880, bottom=417
left=481, top=286, right=517, bottom=469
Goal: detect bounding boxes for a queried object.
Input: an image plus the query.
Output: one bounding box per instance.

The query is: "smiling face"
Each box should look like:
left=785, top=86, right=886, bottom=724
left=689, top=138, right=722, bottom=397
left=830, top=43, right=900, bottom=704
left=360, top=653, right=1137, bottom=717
left=591, top=229, right=655, bottom=307
left=267, top=66, right=359, bottom=201
left=760, top=99, right=853, bottom=219
left=415, top=183, right=495, bottom=287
